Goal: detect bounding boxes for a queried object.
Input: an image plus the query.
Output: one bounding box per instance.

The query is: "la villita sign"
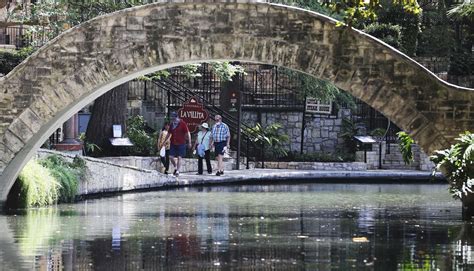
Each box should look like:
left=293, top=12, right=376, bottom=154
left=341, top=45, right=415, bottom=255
left=178, top=97, right=209, bottom=133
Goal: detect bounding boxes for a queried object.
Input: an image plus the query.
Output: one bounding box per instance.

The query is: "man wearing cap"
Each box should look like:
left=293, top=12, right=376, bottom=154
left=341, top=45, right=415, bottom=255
left=167, top=112, right=191, bottom=176
left=210, top=115, right=231, bottom=176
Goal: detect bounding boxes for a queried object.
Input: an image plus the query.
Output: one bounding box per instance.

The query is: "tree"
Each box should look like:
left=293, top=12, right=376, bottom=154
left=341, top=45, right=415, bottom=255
left=85, top=83, right=129, bottom=156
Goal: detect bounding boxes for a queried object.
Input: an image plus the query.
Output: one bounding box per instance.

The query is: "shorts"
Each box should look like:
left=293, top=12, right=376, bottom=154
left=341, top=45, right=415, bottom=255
left=214, top=141, right=227, bottom=156
left=170, top=144, right=186, bottom=157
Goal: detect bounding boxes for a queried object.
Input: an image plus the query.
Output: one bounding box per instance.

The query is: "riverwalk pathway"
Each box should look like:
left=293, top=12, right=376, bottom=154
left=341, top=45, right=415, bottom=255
left=174, top=169, right=445, bottom=186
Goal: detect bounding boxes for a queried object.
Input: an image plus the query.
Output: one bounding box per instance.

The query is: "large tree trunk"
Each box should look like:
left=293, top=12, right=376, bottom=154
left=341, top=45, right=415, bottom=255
left=85, top=82, right=129, bottom=156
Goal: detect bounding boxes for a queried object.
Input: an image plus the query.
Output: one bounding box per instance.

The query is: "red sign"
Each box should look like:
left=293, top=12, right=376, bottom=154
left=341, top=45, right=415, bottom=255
left=178, top=97, right=209, bottom=133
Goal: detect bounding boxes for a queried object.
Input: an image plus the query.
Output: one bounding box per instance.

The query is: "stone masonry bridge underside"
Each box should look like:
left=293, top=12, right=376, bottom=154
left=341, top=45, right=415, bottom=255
left=0, top=0, right=473, bottom=204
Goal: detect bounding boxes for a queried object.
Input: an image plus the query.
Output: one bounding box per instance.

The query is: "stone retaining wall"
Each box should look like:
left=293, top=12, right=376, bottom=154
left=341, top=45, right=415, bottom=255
left=100, top=156, right=251, bottom=173
left=37, top=149, right=176, bottom=196
left=356, top=143, right=434, bottom=171
left=242, top=109, right=351, bottom=153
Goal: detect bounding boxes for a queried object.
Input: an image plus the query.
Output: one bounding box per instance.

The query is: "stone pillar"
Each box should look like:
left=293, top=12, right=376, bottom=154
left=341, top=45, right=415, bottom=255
left=54, top=114, right=82, bottom=155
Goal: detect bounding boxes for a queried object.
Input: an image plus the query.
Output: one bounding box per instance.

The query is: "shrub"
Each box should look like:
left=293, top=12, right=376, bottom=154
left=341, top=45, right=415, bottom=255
left=39, top=155, right=81, bottom=203
left=431, top=132, right=474, bottom=200
left=7, top=154, right=84, bottom=208
left=364, top=23, right=402, bottom=49
left=396, top=131, right=415, bottom=165
left=127, top=115, right=156, bottom=156
left=244, top=123, right=289, bottom=158
left=9, top=160, right=60, bottom=208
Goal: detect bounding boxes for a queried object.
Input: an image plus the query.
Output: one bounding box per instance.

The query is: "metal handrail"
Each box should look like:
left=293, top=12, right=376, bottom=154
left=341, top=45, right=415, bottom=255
left=150, top=79, right=262, bottom=168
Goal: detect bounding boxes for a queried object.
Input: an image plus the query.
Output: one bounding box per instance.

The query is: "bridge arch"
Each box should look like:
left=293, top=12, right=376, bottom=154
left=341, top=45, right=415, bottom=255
left=0, top=0, right=473, bottom=203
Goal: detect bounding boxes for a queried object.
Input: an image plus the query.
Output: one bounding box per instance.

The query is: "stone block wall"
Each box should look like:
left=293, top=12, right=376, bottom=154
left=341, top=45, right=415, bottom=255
left=356, top=143, right=435, bottom=171
left=242, top=109, right=350, bottom=154
left=259, top=161, right=367, bottom=171
left=100, top=156, right=251, bottom=174
left=37, top=149, right=177, bottom=196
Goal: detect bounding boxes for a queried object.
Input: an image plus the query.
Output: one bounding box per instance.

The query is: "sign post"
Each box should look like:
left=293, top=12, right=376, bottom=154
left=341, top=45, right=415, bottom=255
left=178, top=97, right=209, bottom=133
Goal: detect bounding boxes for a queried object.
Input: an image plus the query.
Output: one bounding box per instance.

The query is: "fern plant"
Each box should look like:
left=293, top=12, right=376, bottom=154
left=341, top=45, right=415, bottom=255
left=431, top=132, right=474, bottom=200
left=244, top=123, right=290, bottom=158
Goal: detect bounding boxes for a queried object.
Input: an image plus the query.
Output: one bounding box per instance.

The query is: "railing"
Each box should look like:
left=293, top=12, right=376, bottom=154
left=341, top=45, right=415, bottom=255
left=152, top=77, right=263, bottom=168
left=352, top=98, right=401, bottom=153
left=242, top=65, right=305, bottom=109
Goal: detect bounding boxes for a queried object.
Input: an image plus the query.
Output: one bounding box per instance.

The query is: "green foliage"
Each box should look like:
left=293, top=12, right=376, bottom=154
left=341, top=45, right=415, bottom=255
left=78, top=133, right=101, bottom=155
left=328, top=0, right=421, bottom=28
left=369, top=128, right=387, bottom=137
left=449, top=50, right=474, bottom=76
left=270, top=0, right=343, bottom=20
left=210, top=61, right=247, bottom=82
left=137, top=70, right=170, bottom=81
left=0, top=47, right=34, bottom=75
left=182, top=64, right=202, bottom=79
left=376, top=0, right=422, bottom=56
left=8, top=154, right=84, bottom=208
left=396, top=131, right=415, bottom=165
left=284, top=151, right=355, bottom=162
left=127, top=115, right=156, bottom=156
left=363, top=23, right=402, bottom=48
left=39, top=155, right=81, bottom=203
left=244, top=123, right=290, bottom=158
left=279, top=67, right=356, bottom=108
left=448, top=1, right=474, bottom=23
left=340, top=117, right=361, bottom=154
left=430, top=132, right=474, bottom=200
left=14, top=160, right=60, bottom=208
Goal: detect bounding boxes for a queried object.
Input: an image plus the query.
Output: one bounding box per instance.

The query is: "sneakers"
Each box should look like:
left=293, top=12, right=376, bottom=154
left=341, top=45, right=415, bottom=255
left=215, top=171, right=224, bottom=176
left=173, top=170, right=180, bottom=177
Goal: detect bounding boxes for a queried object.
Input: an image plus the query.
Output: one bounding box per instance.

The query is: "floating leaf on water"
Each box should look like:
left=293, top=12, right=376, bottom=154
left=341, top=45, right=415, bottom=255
left=352, top=237, right=369, bottom=243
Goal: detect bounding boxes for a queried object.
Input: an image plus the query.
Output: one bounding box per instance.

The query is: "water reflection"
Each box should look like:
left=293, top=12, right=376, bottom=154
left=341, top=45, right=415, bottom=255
left=1, top=183, right=474, bottom=269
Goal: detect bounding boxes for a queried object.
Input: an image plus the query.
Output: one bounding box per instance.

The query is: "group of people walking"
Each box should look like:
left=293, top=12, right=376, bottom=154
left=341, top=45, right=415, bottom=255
left=157, top=112, right=230, bottom=177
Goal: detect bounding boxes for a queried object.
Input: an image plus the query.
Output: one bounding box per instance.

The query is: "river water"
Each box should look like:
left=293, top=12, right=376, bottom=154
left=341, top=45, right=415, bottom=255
left=0, top=183, right=473, bottom=270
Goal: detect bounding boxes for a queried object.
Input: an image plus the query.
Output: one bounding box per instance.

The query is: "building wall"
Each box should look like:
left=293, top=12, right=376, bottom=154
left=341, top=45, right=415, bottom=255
left=242, top=109, right=351, bottom=154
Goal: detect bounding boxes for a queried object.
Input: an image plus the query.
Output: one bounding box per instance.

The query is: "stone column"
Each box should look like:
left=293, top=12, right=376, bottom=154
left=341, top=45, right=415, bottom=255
left=54, top=114, right=82, bottom=154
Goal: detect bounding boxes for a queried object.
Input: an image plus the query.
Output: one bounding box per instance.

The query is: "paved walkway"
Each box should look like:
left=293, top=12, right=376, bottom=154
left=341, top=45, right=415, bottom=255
left=175, top=169, right=446, bottom=186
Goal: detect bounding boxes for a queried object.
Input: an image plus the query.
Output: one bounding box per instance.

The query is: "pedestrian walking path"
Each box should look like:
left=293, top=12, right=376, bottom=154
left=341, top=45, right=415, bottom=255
left=174, top=169, right=445, bottom=186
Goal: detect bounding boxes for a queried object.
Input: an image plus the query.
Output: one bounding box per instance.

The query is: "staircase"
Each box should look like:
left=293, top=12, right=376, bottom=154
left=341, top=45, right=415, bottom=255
left=128, top=80, right=168, bottom=130
left=151, top=77, right=263, bottom=168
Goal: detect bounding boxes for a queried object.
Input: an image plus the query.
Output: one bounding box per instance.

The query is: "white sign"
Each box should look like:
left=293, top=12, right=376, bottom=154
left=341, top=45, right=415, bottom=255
left=305, top=98, right=332, bottom=114
left=112, top=125, right=122, bottom=138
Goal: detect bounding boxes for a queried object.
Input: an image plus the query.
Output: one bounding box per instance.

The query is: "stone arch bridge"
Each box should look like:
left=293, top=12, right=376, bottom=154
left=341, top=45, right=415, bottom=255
left=0, top=0, right=473, bottom=204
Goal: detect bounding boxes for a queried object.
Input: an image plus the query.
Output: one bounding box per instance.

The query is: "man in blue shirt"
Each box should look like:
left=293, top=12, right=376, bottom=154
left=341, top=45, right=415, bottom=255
left=210, top=115, right=230, bottom=176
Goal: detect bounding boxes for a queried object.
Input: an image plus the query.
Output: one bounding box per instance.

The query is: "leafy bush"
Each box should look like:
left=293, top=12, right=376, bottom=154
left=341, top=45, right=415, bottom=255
left=431, top=132, right=474, bottom=200
left=340, top=118, right=361, bottom=154
left=244, top=123, right=289, bottom=158
left=127, top=115, right=157, bottom=156
left=364, top=23, right=402, bottom=49
left=449, top=50, right=474, bottom=76
left=396, top=131, right=414, bottom=165
left=9, top=160, right=60, bottom=208
left=7, top=154, right=85, bottom=208
left=0, top=47, right=34, bottom=75
left=39, top=155, right=82, bottom=203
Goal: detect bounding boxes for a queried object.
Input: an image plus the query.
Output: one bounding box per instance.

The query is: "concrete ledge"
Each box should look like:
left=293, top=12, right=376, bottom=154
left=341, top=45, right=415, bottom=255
left=257, top=161, right=367, bottom=171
